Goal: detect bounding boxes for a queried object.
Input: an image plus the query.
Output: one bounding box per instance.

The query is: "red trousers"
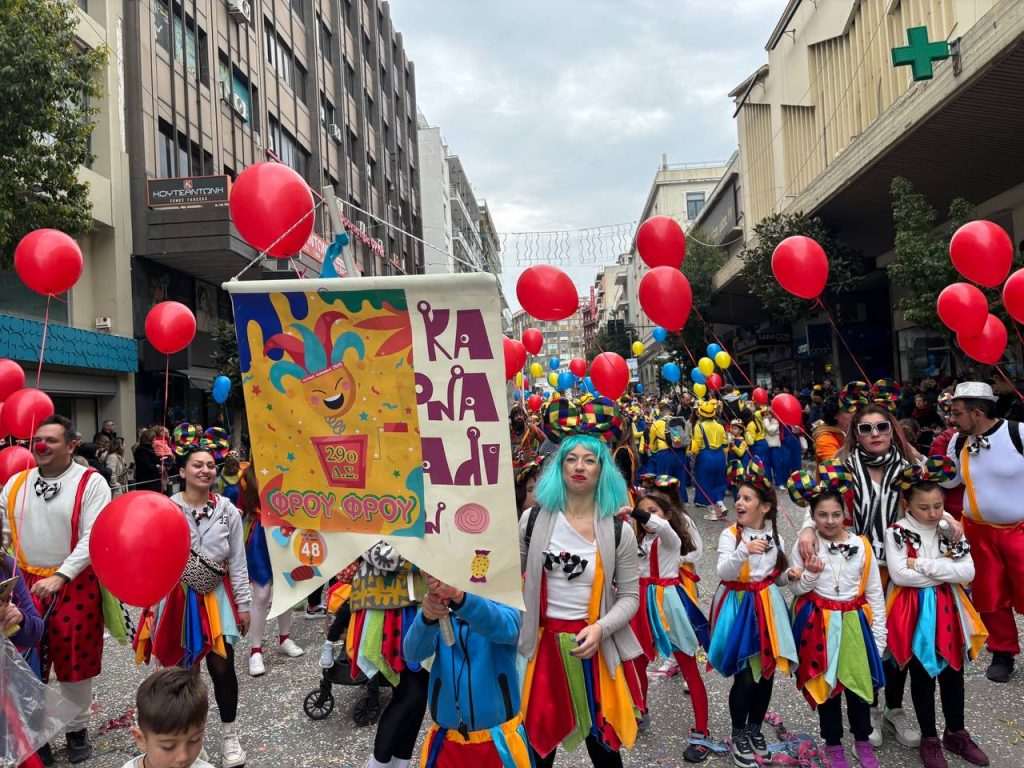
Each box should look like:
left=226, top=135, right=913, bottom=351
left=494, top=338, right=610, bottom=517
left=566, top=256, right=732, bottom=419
left=629, top=653, right=709, bottom=733
left=963, top=518, right=1024, bottom=654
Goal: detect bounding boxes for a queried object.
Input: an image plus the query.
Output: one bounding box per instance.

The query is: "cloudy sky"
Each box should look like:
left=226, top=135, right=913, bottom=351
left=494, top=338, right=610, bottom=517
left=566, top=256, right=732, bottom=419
left=387, top=0, right=785, bottom=307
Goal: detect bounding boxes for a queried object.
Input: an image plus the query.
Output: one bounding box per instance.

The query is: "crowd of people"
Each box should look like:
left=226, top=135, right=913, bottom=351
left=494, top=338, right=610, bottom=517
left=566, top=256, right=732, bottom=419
left=1, top=372, right=1022, bottom=768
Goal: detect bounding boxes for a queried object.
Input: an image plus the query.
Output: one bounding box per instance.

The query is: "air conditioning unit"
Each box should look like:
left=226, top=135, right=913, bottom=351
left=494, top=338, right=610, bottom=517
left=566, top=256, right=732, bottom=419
left=226, top=0, right=251, bottom=24
left=252, top=130, right=261, bottom=148
left=327, top=123, right=343, bottom=143
left=231, top=92, right=248, bottom=121
left=95, top=316, right=112, bottom=331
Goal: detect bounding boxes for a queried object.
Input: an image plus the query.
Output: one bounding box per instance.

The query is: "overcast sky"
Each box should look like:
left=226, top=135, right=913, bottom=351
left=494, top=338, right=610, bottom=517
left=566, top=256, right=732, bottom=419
left=387, top=0, right=786, bottom=308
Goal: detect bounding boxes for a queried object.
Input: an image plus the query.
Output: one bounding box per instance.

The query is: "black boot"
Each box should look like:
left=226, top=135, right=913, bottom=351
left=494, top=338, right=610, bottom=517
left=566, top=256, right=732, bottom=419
left=66, top=729, right=93, bottom=763
left=986, top=651, right=1015, bottom=683
left=36, top=743, right=54, bottom=767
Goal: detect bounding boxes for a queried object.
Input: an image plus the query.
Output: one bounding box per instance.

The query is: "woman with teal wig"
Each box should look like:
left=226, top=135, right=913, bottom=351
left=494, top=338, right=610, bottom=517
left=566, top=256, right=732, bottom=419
left=519, top=399, right=645, bottom=768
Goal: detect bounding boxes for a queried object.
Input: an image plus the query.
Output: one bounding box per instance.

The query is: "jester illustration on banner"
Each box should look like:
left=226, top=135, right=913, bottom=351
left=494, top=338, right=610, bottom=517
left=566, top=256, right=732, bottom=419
left=224, top=274, right=523, bottom=614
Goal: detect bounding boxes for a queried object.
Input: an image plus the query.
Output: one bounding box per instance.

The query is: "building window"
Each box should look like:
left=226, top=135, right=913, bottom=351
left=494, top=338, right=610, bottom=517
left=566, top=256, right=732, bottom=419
left=344, top=61, right=356, bottom=94
left=217, top=55, right=257, bottom=127
left=316, top=14, right=333, bottom=66
left=295, top=63, right=307, bottom=101
left=320, top=93, right=336, bottom=127
left=155, top=0, right=209, bottom=84
left=158, top=118, right=213, bottom=177
left=686, top=191, right=706, bottom=220
left=290, top=0, right=305, bottom=21
left=268, top=116, right=310, bottom=179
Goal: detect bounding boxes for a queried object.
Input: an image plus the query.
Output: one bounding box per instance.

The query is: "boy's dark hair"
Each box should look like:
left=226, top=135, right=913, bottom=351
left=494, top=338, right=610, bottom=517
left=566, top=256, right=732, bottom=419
left=136, top=668, right=209, bottom=735
left=39, top=414, right=75, bottom=443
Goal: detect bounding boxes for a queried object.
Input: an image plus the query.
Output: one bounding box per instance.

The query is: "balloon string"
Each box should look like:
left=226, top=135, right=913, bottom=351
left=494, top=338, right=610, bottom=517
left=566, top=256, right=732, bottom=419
left=995, top=365, right=1024, bottom=404
left=691, top=306, right=756, bottom=390
left=1012, top=320, right=1024, bottom=352
left=815, top=299, right=872, bottom=384
left=163, top=356, right=170, bottom=430
left=36, top=294, right=52, bottom=387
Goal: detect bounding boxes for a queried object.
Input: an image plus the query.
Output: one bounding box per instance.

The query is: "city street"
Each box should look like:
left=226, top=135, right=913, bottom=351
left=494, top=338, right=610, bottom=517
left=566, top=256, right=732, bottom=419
left=51, top=492, right=1024, bottom=768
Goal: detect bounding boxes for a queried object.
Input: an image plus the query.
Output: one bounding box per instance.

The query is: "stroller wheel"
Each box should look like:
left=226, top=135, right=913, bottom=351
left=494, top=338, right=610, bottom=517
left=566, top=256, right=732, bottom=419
left=303, top=688, right=335, bottom=720
left=352, top=686, right=381, bottom=727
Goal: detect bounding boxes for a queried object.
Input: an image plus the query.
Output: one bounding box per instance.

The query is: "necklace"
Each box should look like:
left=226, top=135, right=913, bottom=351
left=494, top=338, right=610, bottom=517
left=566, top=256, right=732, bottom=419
left=817, top=532, right=846, bottom=594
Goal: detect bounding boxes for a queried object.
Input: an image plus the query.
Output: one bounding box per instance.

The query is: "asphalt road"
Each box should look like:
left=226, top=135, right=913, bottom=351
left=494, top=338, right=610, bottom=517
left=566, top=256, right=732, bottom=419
left=42, top=493, right=1024, bottom=768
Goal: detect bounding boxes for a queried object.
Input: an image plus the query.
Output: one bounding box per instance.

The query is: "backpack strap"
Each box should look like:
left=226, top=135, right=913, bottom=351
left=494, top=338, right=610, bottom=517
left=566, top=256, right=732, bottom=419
left=525, top=504, right=622, bottom=551
left=1008, top=420, right=1024, bottom=456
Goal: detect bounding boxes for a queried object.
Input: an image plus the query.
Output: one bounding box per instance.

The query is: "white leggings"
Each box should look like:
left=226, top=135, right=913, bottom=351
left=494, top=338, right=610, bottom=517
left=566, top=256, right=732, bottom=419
left=61, top=679, right=93, bottom=732
left=249, top=582, right=293, bottom=649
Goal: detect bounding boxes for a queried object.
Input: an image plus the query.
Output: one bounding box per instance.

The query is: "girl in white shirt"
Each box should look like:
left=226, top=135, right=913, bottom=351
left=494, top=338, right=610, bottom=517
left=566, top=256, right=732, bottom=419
left=707, top=458, right=797, bottom=768
left=786, top=463, right=885, bottom=768
left=627, top=489, right=712, bottom=762
left=884, top=459, right=989, bottom=768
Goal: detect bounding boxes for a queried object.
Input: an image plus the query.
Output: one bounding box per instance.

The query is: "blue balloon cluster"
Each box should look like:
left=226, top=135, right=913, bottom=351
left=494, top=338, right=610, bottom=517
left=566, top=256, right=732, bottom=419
left=662, top=363, right=681, bottom=383
left=707, top=343, right=723, bottom=358
left=557, top=370, right=575, bottom=390
left=691, top=367, right=706, bottom=385
left=549, top=357, right=561, bottom=371
left=652, top=327, right=668, bottom=343
left=212, top=375, right=232, bottom=405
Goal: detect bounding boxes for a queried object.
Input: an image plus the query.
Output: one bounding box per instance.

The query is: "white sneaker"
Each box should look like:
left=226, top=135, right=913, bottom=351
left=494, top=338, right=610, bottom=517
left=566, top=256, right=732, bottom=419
left=868, top=706, right=883, bottom=746
left=320, top=640, right=336, bottom=669
left=279, top=638, right=305, bottom=657
left=248, top=652, right=265, bottom=677
left=221, top=731, right=246, bottom=768
left=655, top=657, right=678, bottom=675
left=883, top=706, right=921, bottom=747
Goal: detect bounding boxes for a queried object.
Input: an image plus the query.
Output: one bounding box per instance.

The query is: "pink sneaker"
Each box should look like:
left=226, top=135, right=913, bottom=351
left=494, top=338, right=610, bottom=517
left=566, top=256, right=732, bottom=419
left=825, top=744, right=849, bottom=767
left=853, top=740, right=879, bottom=768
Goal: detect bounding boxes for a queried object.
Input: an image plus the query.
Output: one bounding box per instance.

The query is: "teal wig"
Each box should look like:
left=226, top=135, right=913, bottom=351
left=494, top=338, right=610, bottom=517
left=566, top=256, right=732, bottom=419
left=533, top=434, right=628, bottom=519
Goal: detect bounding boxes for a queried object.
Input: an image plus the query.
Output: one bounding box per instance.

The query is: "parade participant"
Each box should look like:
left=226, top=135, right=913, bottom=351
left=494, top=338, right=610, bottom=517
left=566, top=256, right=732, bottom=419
left=787, top=465, right=885, bottom=768
left=215, top=454, right=242, bottom=507
left=403, top=575, right=529, bottom=768
left=647, top=400, right=691, bottom=502
left=510, top=404, right=546, bottom=470
left=627, top=490, right=711, bottom=762
left=927, top=391, right=963, bottom=518
left=519, top=413, right=643, bottom=767
left=942, top=382, right=1024, bottom=684
left=762, top=410, right=784, bottom=488
left=0, top=414, right=112, bottom=764
left=133, top=443, right=252, bottom=768
left=743, top=406, right=768, bottom=467
left=349, top=541, right=429, bottom=768
left=611, top=412, right=640, bottom=501
left=727, top=420, right=751, bottom=469
left=812, top=382, right=868, bottom=462
left=514, top=458, right=543, bottom=519
left=123, top=668, right=214, bottom=768
left=1, top=551, right=44, bottom=649
left=236, top=462, right=304, bottom=677
left=689, top=400, right=728, bottom=520
left=885, top=460, right=989, bottom=768
left=707, top=459, right=796, bottom=768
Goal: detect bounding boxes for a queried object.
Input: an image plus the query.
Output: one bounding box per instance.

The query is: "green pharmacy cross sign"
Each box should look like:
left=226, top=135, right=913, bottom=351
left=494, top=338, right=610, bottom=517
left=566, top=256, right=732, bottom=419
left=892, top=26, right=950, bottom=81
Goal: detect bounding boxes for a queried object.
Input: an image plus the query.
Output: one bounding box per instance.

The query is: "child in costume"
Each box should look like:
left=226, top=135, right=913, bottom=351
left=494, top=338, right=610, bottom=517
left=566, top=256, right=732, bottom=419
left=404, top=575, right=529, bottom=768
left=628, top=490, right=712, bottom=762
left=123, top=668, right=213, bottom=768
left=708, top=458, right=797, bottom=768
left=744, top=407, right=769, bottom=467
left=884, top=459, right=989, bottom=768
left=215, top=453, right=242, bottom=507
left=690, top=400, right=728, bottom=521
left=787, top=464, right=886, bottom=768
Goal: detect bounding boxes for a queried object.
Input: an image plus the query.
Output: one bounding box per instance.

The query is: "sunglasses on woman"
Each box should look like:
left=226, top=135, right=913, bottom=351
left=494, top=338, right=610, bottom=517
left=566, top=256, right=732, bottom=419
left=856, top=421, right=892, bottom=436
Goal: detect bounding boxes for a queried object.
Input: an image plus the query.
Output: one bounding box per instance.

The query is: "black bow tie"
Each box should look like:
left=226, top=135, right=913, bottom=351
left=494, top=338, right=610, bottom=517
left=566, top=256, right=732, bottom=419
left=34, top=478, right=61, bottom=501
left=892, top=527, right=922, bottom=550
left=543, top=550, right=589, bottom=580
left=827, top=541, right=859, bottom=559
left=968, top=436, right=990, bottom=454
left=191, top=502, right=215, bottom=523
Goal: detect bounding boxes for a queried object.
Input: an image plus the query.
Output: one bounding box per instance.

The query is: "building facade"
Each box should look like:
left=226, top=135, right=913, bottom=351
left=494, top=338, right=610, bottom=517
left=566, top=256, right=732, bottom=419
left=122, top=0, right=423, bottom=429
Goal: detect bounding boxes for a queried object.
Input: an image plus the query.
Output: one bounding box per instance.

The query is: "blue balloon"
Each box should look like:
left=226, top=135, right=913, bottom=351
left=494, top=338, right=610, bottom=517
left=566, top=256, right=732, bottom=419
left=652, top=327, right=668, bottom=343
left=557, top=370, right=575, bottom=391
left=549, top=357, right=561, bottom=371
left=513, top=389, right=523, bottom=401
left=691, top=367, right=706, bottom=385
left=707, top=343, right=723, bottom=358
left=662, top=363, right=681, bottom=383
left=212, top=375, right=232, bottom=405
left=636, top=383, right=644, bottom=393
left=583, top=376, right=596, bottom=395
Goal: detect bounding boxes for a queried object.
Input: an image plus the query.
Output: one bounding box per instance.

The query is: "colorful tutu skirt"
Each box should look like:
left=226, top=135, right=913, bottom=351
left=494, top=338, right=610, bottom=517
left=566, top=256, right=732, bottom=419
left=345, top=605, right=422, bottom=686
left=708, top=578, right=797, bottom=680
left=791, top=592, right=885, bottom=707
left=134, top=579, right=240, bottom=669
left=885, top=583, right=987, bottom=677
left=421, top=714, right=533, bottom=768
left=630, top=570, right=709, bottom=661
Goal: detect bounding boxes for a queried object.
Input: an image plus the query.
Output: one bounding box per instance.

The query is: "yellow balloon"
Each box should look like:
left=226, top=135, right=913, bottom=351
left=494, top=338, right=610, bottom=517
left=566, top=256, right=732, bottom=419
left=515, top=372, right=523, bottom=388
left=632, top=341, right=645, bottom=357
left=692, top=382, right=707, bottom=398
left=548, top=372, right=559, bottom=387
left=530, top=362, right=544, bottom=378
left=715, top=351, right=732, bottom=369
left=698, top=357, right=715, bottom=377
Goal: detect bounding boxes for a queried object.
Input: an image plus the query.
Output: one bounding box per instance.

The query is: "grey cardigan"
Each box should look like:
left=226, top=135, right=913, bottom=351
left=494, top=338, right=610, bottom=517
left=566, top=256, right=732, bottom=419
left=518, top=507, right=642, bottom=676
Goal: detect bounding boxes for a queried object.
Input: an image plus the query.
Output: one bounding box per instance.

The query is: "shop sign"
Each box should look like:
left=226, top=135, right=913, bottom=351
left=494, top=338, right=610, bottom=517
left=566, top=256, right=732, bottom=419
left=147, top=175, right=230, bottom=207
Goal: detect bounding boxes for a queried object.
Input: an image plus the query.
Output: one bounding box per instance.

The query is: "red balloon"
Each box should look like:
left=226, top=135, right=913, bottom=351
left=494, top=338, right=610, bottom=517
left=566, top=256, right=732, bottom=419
left=516, top=266, right=578, bottom=322
left=502, top=336, right=526, bottom=381
left=0, top=359, right=25, bottom=402
left=771, top=393, right=803, bottom=427
left=1, top=389, right=54, bottom=440
left=636, top=216, right=686, bottom=270
left=230, top=162, right=315, bottom=258
left=638, top=267, right=692, bottom=331
left=0, top=446, right=35, bottom=484
left=527, top=394, right=543, bottom=413
left=89, top=491, right=191, bottom=607
left=752, top=387, right=769, bottom=406
left=771, top=236, right=828, bottom=299
left=568, top=358, right=587, bottom=378
left=936, top=283, right=988, bottom=336
left=706, top=373, right=723, bottom=392
left=590, top=352, right=629, bottom=400
left=145, top=301, right=197, bottom=355
left=14, top=229, right=84, bottom=295
left=950, top=220, right=1013, bottom=287
left=957, top=314, right=1007, bottom=365
left=1002, top=269, right=1024, bottom=324
left=522, top=328, right=544, bottom=355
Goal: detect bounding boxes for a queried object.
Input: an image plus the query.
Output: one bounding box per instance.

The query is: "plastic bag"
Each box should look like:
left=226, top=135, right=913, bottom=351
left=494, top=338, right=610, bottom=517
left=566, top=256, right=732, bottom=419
left=1, top=637, right=78, bottom=767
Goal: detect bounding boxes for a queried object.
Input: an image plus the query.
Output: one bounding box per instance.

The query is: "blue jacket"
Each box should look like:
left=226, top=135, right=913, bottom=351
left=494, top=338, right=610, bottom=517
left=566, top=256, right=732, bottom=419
left=3, top=554, right=44, bottom=649
left=403, top=592, right=522, bottom=732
